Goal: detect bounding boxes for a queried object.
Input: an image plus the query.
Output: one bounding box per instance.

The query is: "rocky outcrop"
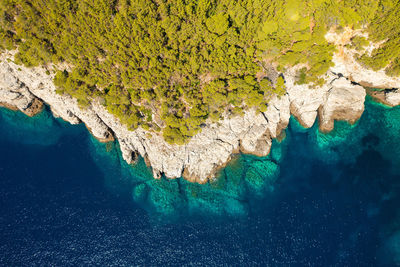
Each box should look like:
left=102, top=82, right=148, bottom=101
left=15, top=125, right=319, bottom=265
left=318, top=78, right=366, bottom=132
left=367, top=88, right=400, bottom=107
left=1, top=30, right=399, bottom=183
left=0, top=51, right=113, bottom=140
left=0, top=64, right=43, bottom=116
left=285, top=70, right=366, bottom=131
left=90, top=94, right=291, bottom=183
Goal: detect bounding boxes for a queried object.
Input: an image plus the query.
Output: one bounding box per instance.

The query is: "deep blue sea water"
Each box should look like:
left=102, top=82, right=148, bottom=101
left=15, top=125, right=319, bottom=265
left=1, top=97, right=400, bottom=266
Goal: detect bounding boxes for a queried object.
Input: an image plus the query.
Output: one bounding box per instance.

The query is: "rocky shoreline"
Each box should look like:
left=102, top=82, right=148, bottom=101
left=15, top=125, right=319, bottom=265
left=1, top=29, right=399, bottom=183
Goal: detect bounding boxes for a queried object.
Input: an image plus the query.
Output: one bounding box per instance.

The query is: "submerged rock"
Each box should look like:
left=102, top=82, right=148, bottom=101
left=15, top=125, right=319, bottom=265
left=132, top=183, right=148, bottom=203
left=245, top=160, right=279, bottom=192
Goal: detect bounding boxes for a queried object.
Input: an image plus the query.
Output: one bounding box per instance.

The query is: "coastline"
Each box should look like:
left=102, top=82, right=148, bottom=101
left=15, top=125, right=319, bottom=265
left=0, top=70, right=397, bottom=183
left=0, top=102, right=19, bottom=112
left=0, top=97, right=43, bottom=117
left=1, top=29, right=400, bottom=183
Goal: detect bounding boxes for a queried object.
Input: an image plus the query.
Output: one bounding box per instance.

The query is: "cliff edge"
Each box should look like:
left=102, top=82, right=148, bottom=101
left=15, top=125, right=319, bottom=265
left=1, top=29, right=399, bottom=183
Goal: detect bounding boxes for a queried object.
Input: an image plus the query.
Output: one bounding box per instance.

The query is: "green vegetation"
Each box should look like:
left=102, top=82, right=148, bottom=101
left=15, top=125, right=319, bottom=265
left=1, top=0, right=399, bottom=144
left=358, top=1, right=400, bottom=77
left=347, top=36, right=369, bottom=51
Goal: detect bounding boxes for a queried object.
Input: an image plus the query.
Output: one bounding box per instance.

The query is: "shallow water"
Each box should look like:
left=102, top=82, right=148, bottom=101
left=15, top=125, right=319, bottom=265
left=0, top=97, right=400, bottom=265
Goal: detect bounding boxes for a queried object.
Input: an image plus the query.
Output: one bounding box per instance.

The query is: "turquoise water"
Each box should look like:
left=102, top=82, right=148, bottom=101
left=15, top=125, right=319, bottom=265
left=0, top=97, right=400, bottom=265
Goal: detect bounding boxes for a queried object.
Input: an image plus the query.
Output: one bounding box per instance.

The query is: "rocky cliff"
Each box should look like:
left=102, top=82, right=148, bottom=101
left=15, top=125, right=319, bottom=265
left=1, top=29, right=399, bottom=183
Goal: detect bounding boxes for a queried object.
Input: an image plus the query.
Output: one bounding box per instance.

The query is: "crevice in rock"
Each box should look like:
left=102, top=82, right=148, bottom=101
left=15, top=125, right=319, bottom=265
left=261, top=112, right=269, bottom=123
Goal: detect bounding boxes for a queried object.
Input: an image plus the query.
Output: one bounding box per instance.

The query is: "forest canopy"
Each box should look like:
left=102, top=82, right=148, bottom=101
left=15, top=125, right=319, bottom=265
left=0, top=0, right=399, bottom=144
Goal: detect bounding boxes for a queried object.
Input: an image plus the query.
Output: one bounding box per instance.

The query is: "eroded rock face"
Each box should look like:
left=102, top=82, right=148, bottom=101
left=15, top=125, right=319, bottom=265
left=0, top=64, right=43, bottom=116
left=285, top=68, right=331, bottom=128
left=319, top=78, right=366, bottom=132
left=285, top=71, right=366, bottom=132
left=368, top=88, right=400, bottom=107
left=0, top=40, right=399, bottom=183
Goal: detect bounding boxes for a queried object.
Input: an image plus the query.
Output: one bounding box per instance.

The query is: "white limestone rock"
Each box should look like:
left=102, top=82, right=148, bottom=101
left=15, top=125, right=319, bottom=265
left=284, top=68, right=331, bottom=128
left=0, top=51, right=111, bottom=140
left=319, top=77, right=366, bottom=132
left=0, top=64, right=37, bottom=112
left=385, top=89, right=400, bottom=107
